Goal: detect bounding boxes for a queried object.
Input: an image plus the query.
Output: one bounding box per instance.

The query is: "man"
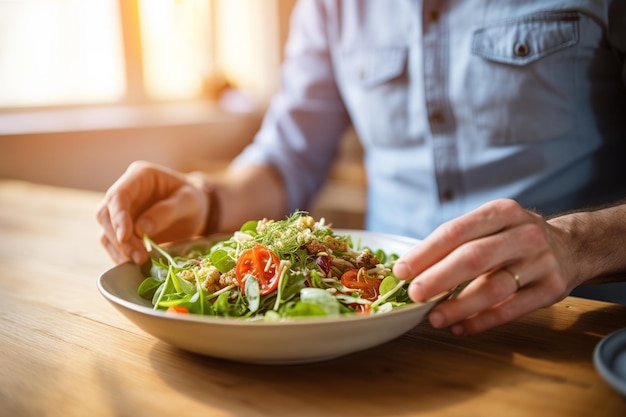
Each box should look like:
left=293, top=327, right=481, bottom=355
left=98, top=1, right=626, bottom=334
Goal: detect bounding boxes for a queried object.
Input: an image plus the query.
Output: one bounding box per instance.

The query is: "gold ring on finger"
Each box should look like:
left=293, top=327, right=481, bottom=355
left=503, top=268, right=522, bottom=291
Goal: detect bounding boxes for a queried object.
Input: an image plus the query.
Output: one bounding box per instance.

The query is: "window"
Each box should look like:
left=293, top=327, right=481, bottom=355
left=138, top=0, right=213, bottom=101
left=0, top=0, right=291, bottom=109
left=0, top=0, right=126, bottom=107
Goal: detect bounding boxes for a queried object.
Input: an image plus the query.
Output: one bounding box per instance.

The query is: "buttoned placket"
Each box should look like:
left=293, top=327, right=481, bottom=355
left=421, top=0, right=462, bottom=206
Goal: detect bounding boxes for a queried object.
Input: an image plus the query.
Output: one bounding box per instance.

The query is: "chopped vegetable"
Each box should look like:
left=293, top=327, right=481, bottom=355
left=235, top=245, right=280, bottom=296
left=166, top=306, right=189, bottom=314
left=139, top=211, right=414, bottom=320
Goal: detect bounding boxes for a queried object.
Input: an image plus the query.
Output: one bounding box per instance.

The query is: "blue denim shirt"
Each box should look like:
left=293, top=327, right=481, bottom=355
left=234, top=0, right=626, bottom=239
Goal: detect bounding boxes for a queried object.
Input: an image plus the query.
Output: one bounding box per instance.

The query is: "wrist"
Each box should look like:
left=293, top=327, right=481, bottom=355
left=547, top=213, right=590, bottom=286
left=199, top=180, right=221, bottom=236
left=548, top=206, right=626, bottom=285
left=187, top=172, right=222, bottom=236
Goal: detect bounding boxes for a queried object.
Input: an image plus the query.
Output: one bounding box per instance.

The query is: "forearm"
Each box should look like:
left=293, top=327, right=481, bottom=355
left=548, top=202, right=626, bottom=286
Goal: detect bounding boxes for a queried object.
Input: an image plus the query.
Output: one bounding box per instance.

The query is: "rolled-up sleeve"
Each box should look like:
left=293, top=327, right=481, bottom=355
left=231, top=0, right=350, bottom=212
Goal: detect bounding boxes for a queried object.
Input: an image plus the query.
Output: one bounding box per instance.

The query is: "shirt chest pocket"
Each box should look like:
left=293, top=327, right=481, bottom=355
left=338, top=47, right=417, bottom=147
left=467, top=12, right=580, bottom=145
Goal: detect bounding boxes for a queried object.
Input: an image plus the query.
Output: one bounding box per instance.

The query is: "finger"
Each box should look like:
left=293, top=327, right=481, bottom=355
left=105, top=179, right=151, bottom=243
left=106, top=161, right=178, bottom=206
left=96, top=202, right=118, bottom=248
left=134, top=185, right=204, bottom=242
left=103, top=161, right=176, bottom=242
left=407, top=221, right=548, bottom=301
left=445, top=255, right=569, bottom=335
left=448, top=280, right=562, bottom=335
left=100, top=198, right=152, bottom=263
left=101, top=228, right=148, bottom=265
left=100, top=233, right=128, bottom=264
left=102, top=161, right=174, bottom=243
left=428, top=266, right=528, bottom=329
left=97, top=203, right=132, bottom=260
left=107, top=193, right=134, bottom=243
left=394, top=199, right=533, bottom=280
left=98, top=192, right=148, bottom=261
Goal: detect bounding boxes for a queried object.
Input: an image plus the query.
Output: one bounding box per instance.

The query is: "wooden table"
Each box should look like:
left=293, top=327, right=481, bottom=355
left=1, top=179, right=625, bottom=417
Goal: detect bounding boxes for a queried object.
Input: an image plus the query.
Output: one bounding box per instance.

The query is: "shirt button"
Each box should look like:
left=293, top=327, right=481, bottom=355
left=429, top=110, right=444, bottom=125
left=427, top=10, right=440, bottom=22
left=514, top=42, right=530, bottom=57
left=440, top=189, right=454, bottom=202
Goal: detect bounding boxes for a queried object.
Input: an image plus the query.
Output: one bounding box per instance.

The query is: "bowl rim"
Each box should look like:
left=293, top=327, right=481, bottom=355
left=97, top=229, right=447, bottom=328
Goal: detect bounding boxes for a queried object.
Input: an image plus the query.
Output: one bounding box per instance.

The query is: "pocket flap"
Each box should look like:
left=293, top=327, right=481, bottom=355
left=344, top=47, right=407, bottom=88
left=472, top=12, right=579, bottom=66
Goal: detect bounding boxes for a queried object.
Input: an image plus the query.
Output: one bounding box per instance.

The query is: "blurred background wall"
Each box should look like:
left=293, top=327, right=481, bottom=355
left=0, top=0, right=365, bottom=228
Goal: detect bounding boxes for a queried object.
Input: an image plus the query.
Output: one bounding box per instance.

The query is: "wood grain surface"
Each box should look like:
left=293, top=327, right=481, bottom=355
left=1, top=180, right=625, bottom=417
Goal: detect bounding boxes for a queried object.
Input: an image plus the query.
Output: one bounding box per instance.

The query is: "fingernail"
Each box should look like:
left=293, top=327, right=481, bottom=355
left=131, top=251, right=143, bottom=264
left=408, top=279, right=427, bottom=302
left=451, top=324, right=465, bottom=336
left=116, top=227, right=126, bottom=242
left=137, top=218, right=154, bottom=235
left=393, top=261, right=411, bottom=279
left=429, top=311, right=445, bottom=328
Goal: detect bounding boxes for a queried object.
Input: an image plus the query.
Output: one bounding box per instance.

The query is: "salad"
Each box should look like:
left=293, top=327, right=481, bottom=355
left=138, top=211, right=414, bottom=321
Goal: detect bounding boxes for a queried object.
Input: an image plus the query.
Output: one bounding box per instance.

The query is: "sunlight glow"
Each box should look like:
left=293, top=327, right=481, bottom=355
left=138, top=0, right=212, bottom=101
left=0, top=0, right=280, bottom=108
left=215, top=0, right=279, bottom=100
left=0, top=0, right=126, bottom=107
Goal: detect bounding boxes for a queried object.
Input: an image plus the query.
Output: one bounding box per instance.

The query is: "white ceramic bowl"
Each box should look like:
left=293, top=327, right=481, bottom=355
left=97, top=230, right=447, bottom=364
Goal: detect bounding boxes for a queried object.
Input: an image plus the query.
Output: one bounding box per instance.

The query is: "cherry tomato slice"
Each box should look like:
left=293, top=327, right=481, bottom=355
left=235, top=245, right=280, bottom=296
left=166, top=306, right=189, bottom=314
left=340, top=268, right=381, bottom=301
